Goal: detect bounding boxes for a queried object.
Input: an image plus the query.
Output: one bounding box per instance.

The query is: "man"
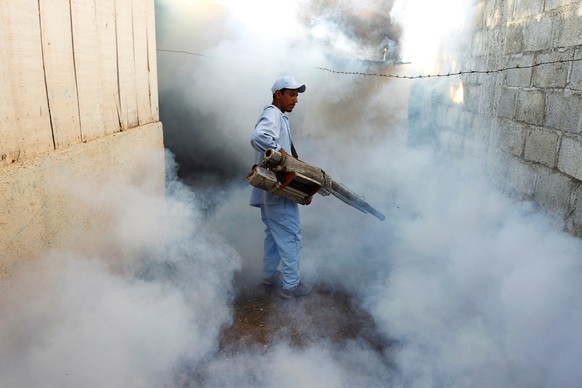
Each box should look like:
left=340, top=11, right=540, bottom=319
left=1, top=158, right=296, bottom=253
left=250, top=76, right=313, bottom=299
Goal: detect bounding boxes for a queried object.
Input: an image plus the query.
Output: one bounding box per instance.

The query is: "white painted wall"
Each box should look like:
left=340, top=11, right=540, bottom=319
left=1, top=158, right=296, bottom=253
left=0, top=0, right=163, bottom=272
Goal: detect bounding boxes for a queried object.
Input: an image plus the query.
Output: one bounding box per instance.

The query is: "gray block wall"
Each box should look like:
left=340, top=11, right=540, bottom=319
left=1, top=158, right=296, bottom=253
left=410, top=0, right=582, bottom=236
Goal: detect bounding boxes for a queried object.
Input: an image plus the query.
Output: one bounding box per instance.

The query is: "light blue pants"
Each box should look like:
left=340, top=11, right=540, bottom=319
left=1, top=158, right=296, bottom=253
left=260, top=199, right=302, bottom=290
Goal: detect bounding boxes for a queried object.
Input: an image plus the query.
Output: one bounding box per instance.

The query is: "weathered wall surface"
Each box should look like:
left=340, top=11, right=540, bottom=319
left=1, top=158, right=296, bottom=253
left=0, top=0, right=163, bottom=272
left=0, top=124, right=165, bottom=274
left=411, top=0, right=582, bottom=236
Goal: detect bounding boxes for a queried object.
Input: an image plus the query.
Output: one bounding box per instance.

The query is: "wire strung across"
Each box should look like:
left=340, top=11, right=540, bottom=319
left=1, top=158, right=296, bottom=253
left=156, top=48, right=582, bottom=80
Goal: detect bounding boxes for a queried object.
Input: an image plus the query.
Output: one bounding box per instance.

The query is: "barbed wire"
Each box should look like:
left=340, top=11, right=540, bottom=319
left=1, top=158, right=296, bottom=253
left=157, top=48, right=582, bottom=80
left=157, top=48, right=214, bottom=58
left=316, top=57, right=582, bottom=79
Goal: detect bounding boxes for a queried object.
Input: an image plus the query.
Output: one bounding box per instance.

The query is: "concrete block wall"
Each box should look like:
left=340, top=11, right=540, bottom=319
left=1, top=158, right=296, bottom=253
left=0, top=0, right=164, bottom=272
left=411, top=0, right=582, bottom=236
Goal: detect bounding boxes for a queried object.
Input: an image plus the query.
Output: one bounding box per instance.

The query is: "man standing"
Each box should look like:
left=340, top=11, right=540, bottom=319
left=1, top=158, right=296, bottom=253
left=250, top=76, right=313, bottom=299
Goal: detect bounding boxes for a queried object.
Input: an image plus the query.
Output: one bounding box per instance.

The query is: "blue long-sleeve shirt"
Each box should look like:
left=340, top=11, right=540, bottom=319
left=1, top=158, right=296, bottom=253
left=250, top=105, right=293, bottom=206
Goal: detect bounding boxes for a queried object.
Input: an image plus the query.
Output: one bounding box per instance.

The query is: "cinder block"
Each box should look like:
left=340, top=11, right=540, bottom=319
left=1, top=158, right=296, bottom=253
left=556, top=14, right=582, bottom=48
left=512, top=0, right=544, bottom=18
left=516, top=89, right=545, bottom=125
left=498, top=87, right=518, bottom=118
left=558, top=134, right=582, bottom=180
left=570, top=49, right=582, bottom=91
left=532, top=50, right=572, bottom=88
left=505, top=157, right=537, bottom=197
left=533, top=167, right=575, bottom=217
left=496, top=119, right=527, bottom=157
left=505, top=54, right=534, bottom=87
left=524, top=126, right=559, bottom=167
left=504, top=23, right=524, bottom=54
left=523, top=17, right=553, bottom=52
left=479, top=77, right=502, bottom=113
left=546, top=92, right=582, bottom=133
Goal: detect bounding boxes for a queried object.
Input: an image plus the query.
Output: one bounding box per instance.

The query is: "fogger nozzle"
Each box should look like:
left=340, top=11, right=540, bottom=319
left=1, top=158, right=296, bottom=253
left=247, top=148, right=385, bottom=221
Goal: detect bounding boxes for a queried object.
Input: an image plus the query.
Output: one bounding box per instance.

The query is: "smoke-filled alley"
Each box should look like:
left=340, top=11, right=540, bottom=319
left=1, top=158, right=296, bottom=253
left=2, top=0, right=582, bottom=387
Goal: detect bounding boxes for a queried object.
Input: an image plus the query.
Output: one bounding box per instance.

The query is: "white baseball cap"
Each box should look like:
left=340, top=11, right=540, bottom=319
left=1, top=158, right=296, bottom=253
left=271, top=76, right=306, bottom=94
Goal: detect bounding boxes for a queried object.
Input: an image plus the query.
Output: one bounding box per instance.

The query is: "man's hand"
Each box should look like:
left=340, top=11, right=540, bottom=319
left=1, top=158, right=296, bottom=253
left=278, top=148, right=289, bottom=162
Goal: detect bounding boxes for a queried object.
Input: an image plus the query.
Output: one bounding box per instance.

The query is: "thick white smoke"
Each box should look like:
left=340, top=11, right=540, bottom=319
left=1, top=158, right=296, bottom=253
left=4, top=0, right=581, bottom=387
left=391, top=0, right=469, bottom=68
left=0, top=151, right=240, bottom=388
left=155, top=0, right=582, bottom=387
left=361, top=143, right=582, bottom=387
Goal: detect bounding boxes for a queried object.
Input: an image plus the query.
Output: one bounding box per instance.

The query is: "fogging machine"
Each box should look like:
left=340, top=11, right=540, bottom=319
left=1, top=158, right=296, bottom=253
left=247, top=148, right=385, bottom=221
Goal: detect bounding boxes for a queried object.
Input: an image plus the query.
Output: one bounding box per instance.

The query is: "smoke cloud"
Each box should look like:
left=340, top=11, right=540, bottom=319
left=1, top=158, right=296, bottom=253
left=0, top=151, right=240, bottom=388
left=155, top=0, right=402, bottom=190
left=153, top=1, right=582, bottom=386
left=2, top=0, right=582, bottom=387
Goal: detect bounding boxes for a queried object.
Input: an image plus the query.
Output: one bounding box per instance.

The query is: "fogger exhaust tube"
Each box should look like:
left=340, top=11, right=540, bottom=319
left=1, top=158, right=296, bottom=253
left=248, top=148, right=386, bottom=221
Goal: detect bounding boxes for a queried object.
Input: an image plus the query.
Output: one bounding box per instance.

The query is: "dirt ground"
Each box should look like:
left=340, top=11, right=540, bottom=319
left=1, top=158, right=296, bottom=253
left=219, top=281, right=390, bottom=352
left=175, top=280, right=394, bottom=386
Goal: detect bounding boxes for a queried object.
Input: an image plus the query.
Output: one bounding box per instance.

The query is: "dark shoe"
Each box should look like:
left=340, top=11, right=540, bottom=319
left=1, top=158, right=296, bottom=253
left=262, top=271, right=283, bottom=288
left=279, top=281, right=313, bottom=299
